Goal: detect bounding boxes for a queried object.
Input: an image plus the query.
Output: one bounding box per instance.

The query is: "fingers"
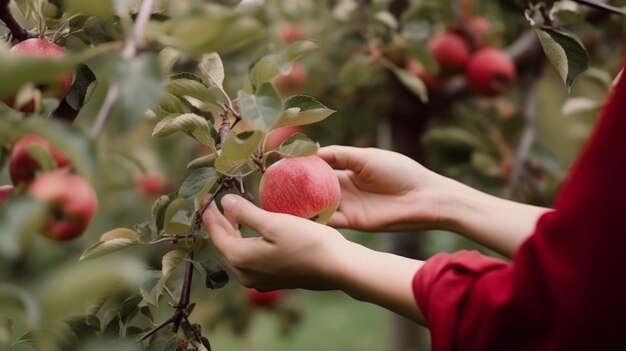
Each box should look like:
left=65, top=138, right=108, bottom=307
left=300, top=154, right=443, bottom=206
left=318, top=145, right=367, bottom=173
left=221, top=194, right=274, bottom=234
left=203, top=202, right=241, bottom=249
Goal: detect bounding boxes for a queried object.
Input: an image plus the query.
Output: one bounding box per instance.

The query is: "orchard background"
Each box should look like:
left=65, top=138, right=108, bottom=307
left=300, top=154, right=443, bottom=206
left=0, top=0, right=624, bottom=350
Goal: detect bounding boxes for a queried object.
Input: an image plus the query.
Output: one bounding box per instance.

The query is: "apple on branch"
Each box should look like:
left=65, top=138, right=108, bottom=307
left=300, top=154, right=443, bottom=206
left=28, top=171, right=98, bottom=241
left=428, top=33, right=471, bottom=74
left=259, top=155, right=341, bottom=224
left=9, top=134, right=70, bottom=185
left=466, top=48, right=516, bottom=96
left=3, top=38, right=73, bottom=112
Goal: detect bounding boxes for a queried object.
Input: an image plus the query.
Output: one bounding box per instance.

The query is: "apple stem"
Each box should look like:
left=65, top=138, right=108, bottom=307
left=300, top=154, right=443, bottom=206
left=0, top=0, right=35, bottom=42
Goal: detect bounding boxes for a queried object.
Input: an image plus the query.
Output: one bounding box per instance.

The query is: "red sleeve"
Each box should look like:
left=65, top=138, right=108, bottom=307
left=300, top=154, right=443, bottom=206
left=413, top=66, right=626, bottom=351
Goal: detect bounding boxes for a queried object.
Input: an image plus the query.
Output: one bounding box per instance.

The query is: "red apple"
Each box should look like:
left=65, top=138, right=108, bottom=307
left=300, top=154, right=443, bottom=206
left=272, top=63, right=309, bottom=98
left=428, top=33, right=471, bottom=73
left=468, top=17, right=490, bottom=47
left=0, top=185, right=14, bottom=206
left=265, top=126, right=303, bottom=151
left=136, top=172, right=167, bottom=197
left=279, top=24, right=306, bottom=44
left=259, top=155, right=340, bottom=224
left=4, top=38, right=73, bottom=112
left=405, top=59, right=442, bottom=92
left=28, top=171, right=98, bottom=241
left=9, top=134, right=70, bottom=185
left=466, top=48, right=516, bottom=96
left=245, top=288, right=283, bottom=308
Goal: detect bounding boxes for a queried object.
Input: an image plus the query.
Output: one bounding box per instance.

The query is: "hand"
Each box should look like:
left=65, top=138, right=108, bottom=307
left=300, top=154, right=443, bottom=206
left=202, top=194, right=348, bottom=291
left=318, top=145, right=450, bottom=232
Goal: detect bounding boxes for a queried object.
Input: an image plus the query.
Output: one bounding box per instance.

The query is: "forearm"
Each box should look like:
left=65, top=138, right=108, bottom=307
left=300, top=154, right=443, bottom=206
left=437, top=179, right=552, bottom=258
left=331, top=240, right=426, bottom=324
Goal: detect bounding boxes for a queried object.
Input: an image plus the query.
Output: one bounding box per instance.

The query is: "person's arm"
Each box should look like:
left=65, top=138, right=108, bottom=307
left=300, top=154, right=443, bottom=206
left=318, top=146, right=551, bottom=258
left=202, top=194, right=426, bottom=323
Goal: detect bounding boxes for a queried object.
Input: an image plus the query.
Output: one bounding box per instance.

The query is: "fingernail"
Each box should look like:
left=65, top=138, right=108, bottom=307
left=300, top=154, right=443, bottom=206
left=221, top=194, right=237, bottom=211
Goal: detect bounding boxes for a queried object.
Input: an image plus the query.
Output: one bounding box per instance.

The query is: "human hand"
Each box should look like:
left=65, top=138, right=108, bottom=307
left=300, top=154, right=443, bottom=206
left=318, top=146, right=451, bottom=232
left=202, top=194, right=349, bottom=291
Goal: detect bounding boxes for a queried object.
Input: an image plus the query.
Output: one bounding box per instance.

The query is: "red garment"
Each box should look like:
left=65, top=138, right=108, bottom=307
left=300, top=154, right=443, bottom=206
left=413, top=69, right=626, bottom=351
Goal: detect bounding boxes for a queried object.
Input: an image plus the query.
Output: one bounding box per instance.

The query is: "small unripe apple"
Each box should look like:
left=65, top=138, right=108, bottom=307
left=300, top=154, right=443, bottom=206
left=136, top=172, right=167, bottom=197
left=428, top=33, right=471, bottom=73
left=466, top=48, right=516, bottom=96
left=272, top=63, right=309, bottom=98
left=279, top=24, right=306, bottom=44
left=4, top=38, right=73, bottom=112
left=0, top=185, right=14, bottom=206
left=9, top=134, right=70, bottom=185
left=265, top=126, right=303, bottom=151
left=259, top=155, right=340, bottom=224
left=245, top=288, right=283, bottom=308
left=28, top=171, right=98, bottom=241
left=405, top=59, right=442, bottom=92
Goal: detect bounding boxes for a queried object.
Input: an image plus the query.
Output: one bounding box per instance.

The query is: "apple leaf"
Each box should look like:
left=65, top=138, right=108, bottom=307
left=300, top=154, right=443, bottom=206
left=165, top=74, right=219, bottom=106
left=272, top=95, right=335, bottom=129
left=187, top=154, right=217, bottom=170
left=146, top=333, right=179, bottom=351
left=339, top=54, right=372, bottom=89
left=140, top=270, right=162, bottom=306
left=237, top=83, right=283, bottom=129
left=561, top=97, right=602, bottom=117
left=249, top=56, right=282, bottom=91
left=199, top=53, right=225, bottom=89
left=79, top=238, right=139, bottom=261
left=421, top=127, right=479, bottom=154
left=191, top=260, right=229, bottom=289
left=115, top=54, right=164, bottom=128
left=384, top=61, right=428, bottom=103
left=215, top=131, right=265, bottom=177
left=281, top=39, right=319, bottom=63
left=0, top=197, right=47, bottom=261
left=156, top=249, right=187, bottom=298
left=178, top=167, right=217, bottom=199
left=163, top=197, right=195, bottom=235
left=148, top=4, right=263, bottom=55
left=0, top=285, right=41, bottom=325
left=274, top=133, right=320, bottom=157
left=152, top=113, right=215, bottom=148
left=535, top=28, right=589, bottom=91
left=66, top=0, right=113, bottom=18
left=151, top=194, right=175, bottom=237
left=65, top=64, right=98, bottom=110
left=154, top=93, right=189, bottom=118
left=24, top=143, right=57, bottom=172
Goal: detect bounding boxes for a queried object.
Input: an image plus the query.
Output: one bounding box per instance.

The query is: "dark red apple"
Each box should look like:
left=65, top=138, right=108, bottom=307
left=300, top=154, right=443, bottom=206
left=0, top=185, right=14, bottom=206
left=428, top=33, right=471, bottom=73
left=9, top=134, right=70, bottom=185
left=245, top=288, right=283, bottom=308
left=28, top=171, right=98, bottom=241
left=265, top=126, right=303, bottom=151
left=4, top=38, right=73, bottom=112
left=259, top=155, right=340, bottom=224
left=466, top=48, right=516, bottom=96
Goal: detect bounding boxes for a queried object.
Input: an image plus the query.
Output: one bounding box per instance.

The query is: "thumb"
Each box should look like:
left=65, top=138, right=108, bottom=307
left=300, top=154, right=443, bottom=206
left=221, top=194, right=271, bottom=232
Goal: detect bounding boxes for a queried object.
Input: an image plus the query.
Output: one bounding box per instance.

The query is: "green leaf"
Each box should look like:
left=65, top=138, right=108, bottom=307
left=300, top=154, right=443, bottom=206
left=115, top=54, right=163, bottom=128
left=215, top=131, right=265, bottom=177
left=79, top=238, right=139, bottom=261
left=25, top=143, right=57, bottom=172
left=421, top=128, right=479, bottom=154
left=192, top=260, right=229, bottom=289
left=66, top=0, right=114, bottom=18
left=237, top=83, right=283, bottom=129
left=140, top=270, right=163, bottom=306
left=339, top=54, right=372, bottom=89
left=0, top=42, right=116, bottom=99
left=149, top=4, right=263, bottom=55
left=65, top=64, right=98, bottom=110
left=384, top=61, right=428, bottom=102
left=535, top=28, right=589, bottom=91
left=274, top=133, right=319, bottom=157
left=147, top=332, right=178, bottom=351
left=152, top=113, right=215, bottom=148
left=282, top=39, right=319, bottom=62
left=151, top=195, right=175, bottom=237
left=0, top=285, right=41, bottom=324
left=179, top=167, right=218, bottom=199
left=0, top=197, right=47, bottom=261
left=250, top=56, right=281, bottom=91
left=273, top=95, right=335, bottom=129
left=164, top=76, right=218, bottom=105
left=199, top=53, right=225, bottom=89
left=156, top=249, right=187, bottom=297
left=163, top=197, right=195, bottom=235
left=187, top=154, right=218, bottom=170
left=119, top=295, right=142, bottom=325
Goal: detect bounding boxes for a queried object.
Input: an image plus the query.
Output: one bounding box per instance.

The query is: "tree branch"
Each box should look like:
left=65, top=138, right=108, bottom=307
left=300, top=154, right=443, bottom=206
left=0, top=0, right=34, bottom=42
left=90, top=0, right=155, bottom=138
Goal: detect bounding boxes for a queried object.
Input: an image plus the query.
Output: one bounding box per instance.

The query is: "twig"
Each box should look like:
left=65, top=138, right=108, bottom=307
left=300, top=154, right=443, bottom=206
left=90, top=0, right=154, bottom=138
left=573, top=0, right=626, bottom=16
left=0, top=0, right=34, bottom=42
